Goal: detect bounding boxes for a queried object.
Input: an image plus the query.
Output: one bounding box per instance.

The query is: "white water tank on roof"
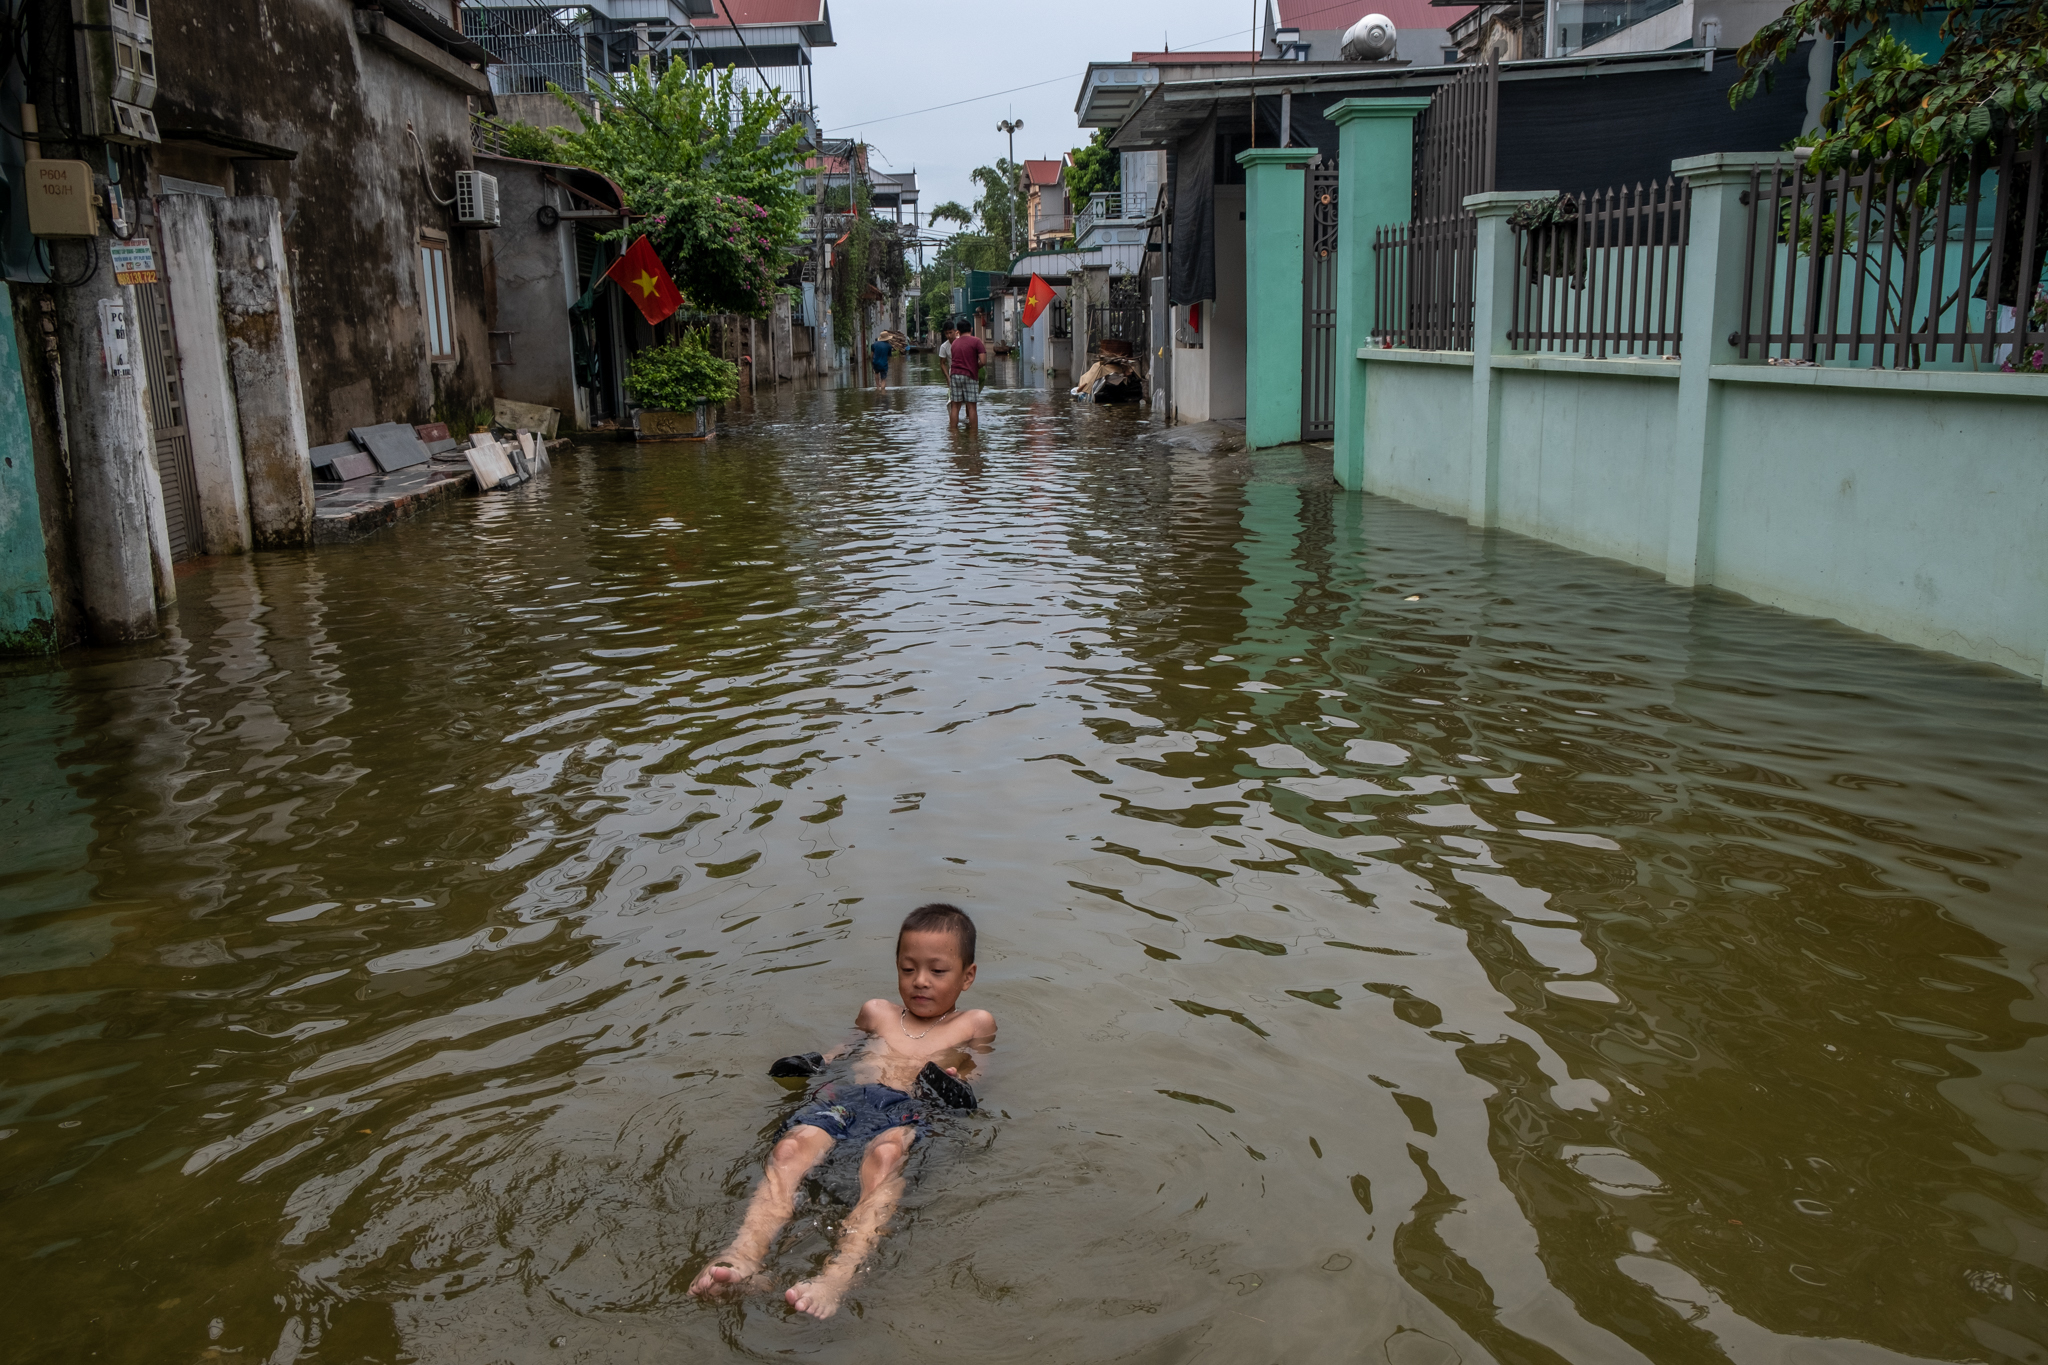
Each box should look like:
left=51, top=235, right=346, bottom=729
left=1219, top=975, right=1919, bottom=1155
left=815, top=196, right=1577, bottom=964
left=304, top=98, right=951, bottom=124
left=1341, top=13, right=1398, bottom=60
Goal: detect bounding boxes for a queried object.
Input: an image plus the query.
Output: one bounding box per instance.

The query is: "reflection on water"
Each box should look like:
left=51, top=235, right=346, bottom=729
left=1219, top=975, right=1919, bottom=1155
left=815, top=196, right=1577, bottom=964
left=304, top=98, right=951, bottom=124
left=5, top=359, right=2048, bottom=1364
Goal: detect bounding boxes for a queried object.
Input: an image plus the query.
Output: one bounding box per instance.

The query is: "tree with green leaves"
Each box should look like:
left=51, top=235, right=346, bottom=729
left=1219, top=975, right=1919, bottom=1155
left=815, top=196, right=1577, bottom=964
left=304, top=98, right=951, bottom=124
left=916, top=167, right=1021, bottom=331
left=545, top=62, right=810, bottom=316
left=1067, top=128, right=1118, bottom=199
left=1735, top=0, right=2048, bottom=170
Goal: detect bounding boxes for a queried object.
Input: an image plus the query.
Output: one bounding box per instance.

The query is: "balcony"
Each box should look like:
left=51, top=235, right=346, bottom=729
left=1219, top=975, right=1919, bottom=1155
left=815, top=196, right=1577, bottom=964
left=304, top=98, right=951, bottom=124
left=1074, top=190, right=1156, bottom=245
left=1076, top=63, right=1161, bottom=128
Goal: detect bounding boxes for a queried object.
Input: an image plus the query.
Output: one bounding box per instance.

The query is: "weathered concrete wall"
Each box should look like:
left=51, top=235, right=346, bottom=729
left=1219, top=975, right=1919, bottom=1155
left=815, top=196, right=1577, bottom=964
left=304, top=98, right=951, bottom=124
left=213, top=197, right=314, bottom=549
left=478, top=157, right=581, bottom=423
left=159, top=194, right=252, bottom=556
left=152, top=0, right=493, bottom=445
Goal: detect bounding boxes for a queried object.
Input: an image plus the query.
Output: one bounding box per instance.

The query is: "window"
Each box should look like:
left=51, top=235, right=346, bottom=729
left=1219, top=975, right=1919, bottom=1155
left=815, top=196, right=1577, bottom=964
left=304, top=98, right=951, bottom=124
left=419, top=235, right=454, bottom=361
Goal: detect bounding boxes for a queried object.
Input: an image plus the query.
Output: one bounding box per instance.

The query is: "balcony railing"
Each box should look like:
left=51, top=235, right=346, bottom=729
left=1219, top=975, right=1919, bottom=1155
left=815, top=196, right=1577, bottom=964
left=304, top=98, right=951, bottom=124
left=1075, top=190, right=1157, bottom=243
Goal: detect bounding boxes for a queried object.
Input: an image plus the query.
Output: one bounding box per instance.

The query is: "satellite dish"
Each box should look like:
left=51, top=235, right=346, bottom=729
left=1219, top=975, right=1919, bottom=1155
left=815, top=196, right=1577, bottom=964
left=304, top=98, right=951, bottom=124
left=1341, top=13, right=1398, bottom=60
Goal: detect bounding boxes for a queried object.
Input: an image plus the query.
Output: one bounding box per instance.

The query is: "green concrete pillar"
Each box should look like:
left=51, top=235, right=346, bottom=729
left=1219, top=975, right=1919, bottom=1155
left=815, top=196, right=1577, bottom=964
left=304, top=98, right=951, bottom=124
left=1325, top=97, right=1430, bottom=491
left=1666, top=153, right=1780, bottom=588
left=0, top=282, right=57, bottom=653
left=1236, top=147, right=1316, bottom=450
left=1465, top=191, right=1552, bottom=529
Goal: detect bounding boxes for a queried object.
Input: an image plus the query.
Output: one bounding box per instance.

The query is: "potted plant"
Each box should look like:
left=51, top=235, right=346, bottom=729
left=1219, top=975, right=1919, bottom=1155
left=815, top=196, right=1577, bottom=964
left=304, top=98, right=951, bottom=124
left=1509, top=194, right=1582, bottom=282
left=626, top=328, right=742, bottom=439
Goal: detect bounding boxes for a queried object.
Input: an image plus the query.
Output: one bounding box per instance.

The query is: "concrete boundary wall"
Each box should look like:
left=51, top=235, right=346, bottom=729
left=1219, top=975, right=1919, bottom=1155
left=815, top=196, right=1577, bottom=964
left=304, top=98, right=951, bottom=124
left=1335, top=149, right=2048, bottom=682
left=1362, top=346, right=2048, bottom=677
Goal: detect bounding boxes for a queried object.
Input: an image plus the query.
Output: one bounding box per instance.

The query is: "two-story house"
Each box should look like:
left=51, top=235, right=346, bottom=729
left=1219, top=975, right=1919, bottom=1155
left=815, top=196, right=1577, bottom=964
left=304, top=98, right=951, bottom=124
left=1024, top=159, right=1070, bottom=249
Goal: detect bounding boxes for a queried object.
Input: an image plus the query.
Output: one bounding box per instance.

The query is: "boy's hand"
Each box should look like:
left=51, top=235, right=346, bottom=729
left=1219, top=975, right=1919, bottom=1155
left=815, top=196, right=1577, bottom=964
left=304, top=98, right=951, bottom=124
left=917, top=1061, right=976, bottom=1111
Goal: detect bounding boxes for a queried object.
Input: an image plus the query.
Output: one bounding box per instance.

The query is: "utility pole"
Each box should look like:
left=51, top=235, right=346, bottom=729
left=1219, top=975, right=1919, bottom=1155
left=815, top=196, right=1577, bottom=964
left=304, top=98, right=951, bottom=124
left=997, top=118, right=1023, bottom=259
left=21, top=57, right=171, bottom=645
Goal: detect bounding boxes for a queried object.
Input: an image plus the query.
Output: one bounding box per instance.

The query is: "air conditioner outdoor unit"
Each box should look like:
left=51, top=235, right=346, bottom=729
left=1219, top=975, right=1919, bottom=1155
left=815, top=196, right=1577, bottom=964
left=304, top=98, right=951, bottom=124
left=456, top=170, right=500, bottom=228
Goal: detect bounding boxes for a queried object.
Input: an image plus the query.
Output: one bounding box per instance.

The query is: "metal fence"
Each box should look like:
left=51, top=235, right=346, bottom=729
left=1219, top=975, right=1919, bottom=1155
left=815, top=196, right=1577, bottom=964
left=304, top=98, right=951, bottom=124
left=1049, top=298, right=1071, bottom=340
left=1371, top=214, right=1477, bottom=348
left=1509, top=178, right=1691, bottom=358
left=1087, top=303, right=1148, bottom=348
left=1369, top=55, right=1495, bottom=349
left=461, top=5, right=594, bottom=94
left=1737, top=129, right=2048, bottom=370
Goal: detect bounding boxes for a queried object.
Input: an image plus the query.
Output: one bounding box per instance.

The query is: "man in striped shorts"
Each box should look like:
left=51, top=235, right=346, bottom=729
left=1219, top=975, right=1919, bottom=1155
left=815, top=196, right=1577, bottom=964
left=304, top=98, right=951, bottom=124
left=946, top=317, right=986, bottom=433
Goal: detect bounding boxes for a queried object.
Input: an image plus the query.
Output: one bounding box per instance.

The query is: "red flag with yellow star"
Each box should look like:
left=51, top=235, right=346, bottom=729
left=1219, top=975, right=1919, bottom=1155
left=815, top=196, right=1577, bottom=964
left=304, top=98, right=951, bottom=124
left=1021, top=272, right=1055, bottom=328
left=603, top=235, right=683, bottom=326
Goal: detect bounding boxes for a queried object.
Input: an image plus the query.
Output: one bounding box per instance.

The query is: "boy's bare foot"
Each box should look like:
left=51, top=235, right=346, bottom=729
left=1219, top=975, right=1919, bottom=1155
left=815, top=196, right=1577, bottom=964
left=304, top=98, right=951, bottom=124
left=784, top=1272, right=851, bottom=1319
left=688, top=1253, right=761, bottom=1296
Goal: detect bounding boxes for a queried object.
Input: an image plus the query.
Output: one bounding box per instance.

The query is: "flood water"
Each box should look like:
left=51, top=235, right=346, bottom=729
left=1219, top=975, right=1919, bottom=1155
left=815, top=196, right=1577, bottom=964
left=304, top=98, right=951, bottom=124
left=6, top=357, right=2048, bottom=1365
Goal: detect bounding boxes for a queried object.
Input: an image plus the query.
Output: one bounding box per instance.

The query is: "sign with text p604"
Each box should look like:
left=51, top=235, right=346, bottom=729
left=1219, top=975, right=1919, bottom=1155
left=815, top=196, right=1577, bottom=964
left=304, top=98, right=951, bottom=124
left=27, top=161, right=98, bottom=238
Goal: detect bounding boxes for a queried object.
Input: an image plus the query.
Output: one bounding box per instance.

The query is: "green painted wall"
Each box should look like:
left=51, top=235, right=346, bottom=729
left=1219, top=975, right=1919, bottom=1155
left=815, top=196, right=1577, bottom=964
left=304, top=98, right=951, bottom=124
left=1326, top=98, right=1431, bottom=492
left=1237, top=148, right=1315, bottom=450
left=0, top=281, right=54, bottom=653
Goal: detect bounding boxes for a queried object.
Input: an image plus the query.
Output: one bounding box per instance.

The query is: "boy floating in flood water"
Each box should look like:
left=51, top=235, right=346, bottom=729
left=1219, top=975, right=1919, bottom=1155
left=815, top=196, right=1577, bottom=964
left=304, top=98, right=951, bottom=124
left=688, top=903, right=995, bottom=1319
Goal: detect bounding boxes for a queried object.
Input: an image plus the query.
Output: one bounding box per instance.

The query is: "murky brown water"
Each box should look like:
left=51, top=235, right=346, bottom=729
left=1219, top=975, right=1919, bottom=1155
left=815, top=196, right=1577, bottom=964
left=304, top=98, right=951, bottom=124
left=6, top=358, right=2048, bottom=1365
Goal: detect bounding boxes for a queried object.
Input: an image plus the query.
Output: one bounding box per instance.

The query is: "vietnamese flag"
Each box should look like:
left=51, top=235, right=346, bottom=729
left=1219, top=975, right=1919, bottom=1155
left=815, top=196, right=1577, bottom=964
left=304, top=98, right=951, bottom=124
left=604, top=235, right=683, bottom=325
left=1021, top=272, right=1055, bottom=328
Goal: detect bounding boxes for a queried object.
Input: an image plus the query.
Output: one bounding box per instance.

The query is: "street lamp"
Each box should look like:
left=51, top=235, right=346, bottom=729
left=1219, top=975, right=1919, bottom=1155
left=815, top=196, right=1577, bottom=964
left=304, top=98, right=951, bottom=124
left=997, top=117, right=1024, bottom=258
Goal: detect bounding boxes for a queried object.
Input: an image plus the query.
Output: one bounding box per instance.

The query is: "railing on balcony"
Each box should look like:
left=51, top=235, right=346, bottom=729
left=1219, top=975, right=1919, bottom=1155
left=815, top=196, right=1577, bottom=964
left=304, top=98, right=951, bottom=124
left=1075, top=190, right=1157, bottom=242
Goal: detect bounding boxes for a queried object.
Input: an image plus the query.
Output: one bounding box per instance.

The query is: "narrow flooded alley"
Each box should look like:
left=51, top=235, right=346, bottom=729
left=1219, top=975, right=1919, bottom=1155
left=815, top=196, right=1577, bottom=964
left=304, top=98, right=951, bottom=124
left=6, top=359, right=2048, bottom=1365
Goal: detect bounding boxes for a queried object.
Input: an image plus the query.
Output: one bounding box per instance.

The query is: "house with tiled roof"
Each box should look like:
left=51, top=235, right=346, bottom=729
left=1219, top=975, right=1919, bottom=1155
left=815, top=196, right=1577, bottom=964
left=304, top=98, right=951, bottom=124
left=1023, top=158, right=1072, bottom=249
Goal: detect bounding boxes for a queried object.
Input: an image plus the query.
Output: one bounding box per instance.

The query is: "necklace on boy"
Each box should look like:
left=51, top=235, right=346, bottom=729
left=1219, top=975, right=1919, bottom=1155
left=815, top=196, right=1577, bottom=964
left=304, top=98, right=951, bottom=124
left=900, top=1007, right=949, bottom=1039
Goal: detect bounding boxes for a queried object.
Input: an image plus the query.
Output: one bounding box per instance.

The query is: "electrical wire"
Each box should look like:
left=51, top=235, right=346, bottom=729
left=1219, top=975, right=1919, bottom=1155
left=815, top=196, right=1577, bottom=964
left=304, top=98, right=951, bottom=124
left=40, top=237, right=99, bottom=288
left=712, top=0, right=769, bottom=86
left=821, top=18, right=1282, bottom=131
left=407, top=124, right=457, bottom=206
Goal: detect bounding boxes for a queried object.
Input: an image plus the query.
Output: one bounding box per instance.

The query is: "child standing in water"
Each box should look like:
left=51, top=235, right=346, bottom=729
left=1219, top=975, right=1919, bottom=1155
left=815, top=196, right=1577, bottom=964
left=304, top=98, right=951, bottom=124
left=688, top=904, right=995, bottom=1319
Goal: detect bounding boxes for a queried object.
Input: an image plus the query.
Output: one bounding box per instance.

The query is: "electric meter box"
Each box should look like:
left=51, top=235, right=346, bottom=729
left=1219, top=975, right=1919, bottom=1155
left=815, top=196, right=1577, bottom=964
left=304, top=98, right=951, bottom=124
left=28, top=160, right=98, bottom=237
left=74, top=0, right=159, bottom=145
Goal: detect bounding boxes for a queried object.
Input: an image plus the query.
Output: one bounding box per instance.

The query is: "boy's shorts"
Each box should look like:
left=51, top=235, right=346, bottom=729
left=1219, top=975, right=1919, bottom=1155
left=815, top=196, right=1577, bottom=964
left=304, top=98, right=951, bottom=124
left=782, top=1082, right=929, bottom=1146
left=948, top=374, right=980, bottom=404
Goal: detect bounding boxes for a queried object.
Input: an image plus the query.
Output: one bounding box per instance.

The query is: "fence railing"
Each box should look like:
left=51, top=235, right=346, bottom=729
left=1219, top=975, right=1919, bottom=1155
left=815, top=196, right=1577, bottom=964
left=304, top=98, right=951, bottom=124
left=1075, top=190, right=1157, bottom=241
left=1510, top=178, right=1691, bottom=358
left=1371, top=214, right=1477, bottom=349
left=1087, top=302, right=1147, bottom=349
left=471, top=115, right=514, bottom=157
left=1738, top=129, right=2048, bottom=370
left=1050, top=299, right=1071, bottom=339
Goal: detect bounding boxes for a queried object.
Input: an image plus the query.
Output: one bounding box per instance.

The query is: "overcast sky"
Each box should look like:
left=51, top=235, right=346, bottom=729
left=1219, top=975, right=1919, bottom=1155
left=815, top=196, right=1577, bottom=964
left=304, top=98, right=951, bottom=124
left=806, top=0, right=1267, bottom=238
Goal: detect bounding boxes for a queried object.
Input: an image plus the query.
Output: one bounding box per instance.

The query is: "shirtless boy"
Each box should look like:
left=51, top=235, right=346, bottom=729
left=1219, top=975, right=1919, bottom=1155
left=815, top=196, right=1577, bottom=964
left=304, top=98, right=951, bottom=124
left=688, top=903, right=996, bottom=1318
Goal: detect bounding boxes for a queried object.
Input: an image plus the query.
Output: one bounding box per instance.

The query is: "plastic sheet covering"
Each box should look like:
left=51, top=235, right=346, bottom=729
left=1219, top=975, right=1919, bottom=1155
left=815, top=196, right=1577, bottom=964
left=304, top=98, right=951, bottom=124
left=1169, top=110, right=1216, bottom=307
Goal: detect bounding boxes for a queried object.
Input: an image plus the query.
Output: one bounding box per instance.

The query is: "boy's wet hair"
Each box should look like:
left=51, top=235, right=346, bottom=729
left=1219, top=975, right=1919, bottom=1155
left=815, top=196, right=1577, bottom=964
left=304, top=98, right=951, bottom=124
left=898, top=903, right=976, bottom=965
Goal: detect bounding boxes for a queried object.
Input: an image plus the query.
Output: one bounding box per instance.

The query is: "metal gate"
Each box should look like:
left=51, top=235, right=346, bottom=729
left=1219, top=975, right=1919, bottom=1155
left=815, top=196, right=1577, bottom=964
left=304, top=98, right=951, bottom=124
left=1087, top=273, right=1148, bottom=354
left=1301, top=159, right=1340, bottom=441
left=132, top=274, right=200, bottom=561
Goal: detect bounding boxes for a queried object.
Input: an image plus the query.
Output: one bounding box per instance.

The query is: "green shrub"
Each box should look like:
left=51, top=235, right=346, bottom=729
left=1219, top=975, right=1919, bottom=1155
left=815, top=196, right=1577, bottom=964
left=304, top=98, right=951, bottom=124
left=625, top=329, right=741, bottom=409
left=498, top=121, right=561, bottom=163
